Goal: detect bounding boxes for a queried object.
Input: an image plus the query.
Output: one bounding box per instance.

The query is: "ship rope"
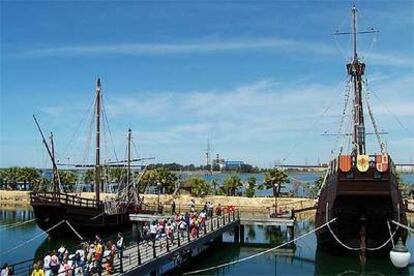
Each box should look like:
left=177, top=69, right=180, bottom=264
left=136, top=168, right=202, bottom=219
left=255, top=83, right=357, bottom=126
left=362, top=79, right=385, bottom=153
left=391, top=220, right=414, bottom=233
left=325, top=202, right=400, bottom=251
left=0, top=219, right=36, bottom=232
left=183, top=217, right=338, bottom=275
left=365, top=81, right=414, bottom=138
left=65, top=220, right=84, bottom=241
left=0, top=220, right=84, bottom=256
left=0, top=220, right=66, bottom=256
left=334, top=76, right=352, bottom=156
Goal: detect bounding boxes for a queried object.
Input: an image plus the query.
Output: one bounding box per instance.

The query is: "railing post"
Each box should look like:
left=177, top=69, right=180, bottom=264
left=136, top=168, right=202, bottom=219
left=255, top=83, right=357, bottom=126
left=210, top=216, right=213, bottom=232
left=152, top=241, right=156, bottom=258
left=196, top=228, right=199, bottom=238
left=187, top=228, right=191, bottom=242
left=137, top=243, right=142, bottom=265
left=177, top=231, right=181, bottom=247
left=233, top=211, right=235, bottom=221
left=217, top=216, right=220, bottom=228
left=204, top=223, right=207, bottom=235
left=223, top=214, right=225, bottom=225
left=166, top=237, right=170, bottom=252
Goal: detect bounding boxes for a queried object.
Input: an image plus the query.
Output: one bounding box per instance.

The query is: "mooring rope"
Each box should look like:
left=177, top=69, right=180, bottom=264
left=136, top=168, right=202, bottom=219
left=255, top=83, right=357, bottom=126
left=0, top=220, right=66, bottom=256
left=65, top=220, right=84, bottom=241
left=182, top=217, right=338, bottom=275
left=325, top=202, right=399, bottom=251
left=0, top=219, right=86, bottom=255
left=0, top=218, right=37, bottom=231
left=391, top=220, right=414, bottom=233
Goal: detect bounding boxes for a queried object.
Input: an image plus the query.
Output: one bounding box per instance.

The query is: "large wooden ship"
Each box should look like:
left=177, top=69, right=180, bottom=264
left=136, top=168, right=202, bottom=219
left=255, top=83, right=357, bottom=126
left=30, top=79, right=149, bottom=237
left=315, top=6, right=407, bottom=256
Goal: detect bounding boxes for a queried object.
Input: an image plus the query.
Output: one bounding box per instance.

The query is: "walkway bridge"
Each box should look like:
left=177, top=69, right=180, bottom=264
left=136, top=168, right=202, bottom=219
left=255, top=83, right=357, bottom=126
left=115, top=211, right=240, bottom=275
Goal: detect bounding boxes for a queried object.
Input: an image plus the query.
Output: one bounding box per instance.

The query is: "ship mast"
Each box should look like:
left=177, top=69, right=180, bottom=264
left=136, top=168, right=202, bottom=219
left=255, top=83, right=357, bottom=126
left=127, top=128, right=132, bottom=187
left=348, top=5, right=366, bottom=156
left=95, top=78, right=102, bottom=204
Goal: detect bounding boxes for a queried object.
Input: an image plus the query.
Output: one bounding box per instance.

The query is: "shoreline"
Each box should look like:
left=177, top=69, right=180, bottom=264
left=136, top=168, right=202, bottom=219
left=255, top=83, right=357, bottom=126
left=0, top=190, right=315, bottom=215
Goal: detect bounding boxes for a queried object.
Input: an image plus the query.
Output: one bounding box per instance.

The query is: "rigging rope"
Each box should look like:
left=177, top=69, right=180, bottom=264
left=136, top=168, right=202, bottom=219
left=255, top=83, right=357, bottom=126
left=335, top=77, right=352, bottom=156
left=367, top=83, right=414, bottom=138
left=362, top=79, right=385, bottom=153
left=183, top=217, right=338, bottom=275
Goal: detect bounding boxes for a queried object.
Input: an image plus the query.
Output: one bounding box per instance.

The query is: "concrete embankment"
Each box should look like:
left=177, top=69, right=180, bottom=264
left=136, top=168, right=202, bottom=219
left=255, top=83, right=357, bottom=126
left=0, top=191, right=315, bottom=214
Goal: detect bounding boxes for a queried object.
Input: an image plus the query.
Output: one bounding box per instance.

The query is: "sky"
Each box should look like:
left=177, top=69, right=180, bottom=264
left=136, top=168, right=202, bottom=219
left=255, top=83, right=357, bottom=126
left=0, top=0, right=413, bottom=168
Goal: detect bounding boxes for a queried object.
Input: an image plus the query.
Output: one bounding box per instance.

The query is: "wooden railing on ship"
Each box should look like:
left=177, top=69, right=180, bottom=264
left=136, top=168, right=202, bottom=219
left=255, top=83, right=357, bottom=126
left=30, top=192, right=100, bottom=208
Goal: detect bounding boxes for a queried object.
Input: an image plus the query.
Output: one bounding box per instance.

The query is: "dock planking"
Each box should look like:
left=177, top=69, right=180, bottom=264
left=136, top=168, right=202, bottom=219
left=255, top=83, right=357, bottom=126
left=113, top=211, right=240, bottom=275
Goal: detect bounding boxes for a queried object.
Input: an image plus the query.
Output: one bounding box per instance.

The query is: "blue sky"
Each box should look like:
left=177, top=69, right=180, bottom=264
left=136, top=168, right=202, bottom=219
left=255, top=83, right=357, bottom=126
left=1, top=0, right=413, bottom=168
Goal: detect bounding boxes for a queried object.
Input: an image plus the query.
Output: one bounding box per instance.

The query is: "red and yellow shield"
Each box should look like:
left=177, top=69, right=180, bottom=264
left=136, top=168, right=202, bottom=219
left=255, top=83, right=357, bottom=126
left=339, top=155, right=352, bottom=172
left=376, top=154, right=389, bottom=172
left=356, top=155, right=369, bottom=172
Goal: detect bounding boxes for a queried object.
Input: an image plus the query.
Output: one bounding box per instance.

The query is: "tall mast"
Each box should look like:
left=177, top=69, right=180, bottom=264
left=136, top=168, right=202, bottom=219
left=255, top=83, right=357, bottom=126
left=50, top=132, right=58, bottom=194
left=127, top=128, right=132, bottom=187
left=95, top=78, right=101, bottom=203
left=347, top=5, right=366, bottom=155
left=352, top=5, right=358, bottom=61
left=33, top=115, right=61, bottom=195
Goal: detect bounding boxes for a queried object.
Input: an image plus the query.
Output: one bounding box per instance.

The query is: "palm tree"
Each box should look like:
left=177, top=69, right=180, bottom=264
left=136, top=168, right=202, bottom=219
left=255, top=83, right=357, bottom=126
left=245, top=177, right=256, bottom=197
left=263, top=168, right=290, bottom=197
left=223, top=175, right=243, bottom=196
left=186, top=177, right=212, bottom=197
left=59, top=170, right=77, bottom=192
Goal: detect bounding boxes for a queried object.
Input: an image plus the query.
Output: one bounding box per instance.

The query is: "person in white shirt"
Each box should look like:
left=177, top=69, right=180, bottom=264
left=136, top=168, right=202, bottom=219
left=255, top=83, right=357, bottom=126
left=43, top=252, right=52, bottom=276
left=116, top=232, right=124, bottom=273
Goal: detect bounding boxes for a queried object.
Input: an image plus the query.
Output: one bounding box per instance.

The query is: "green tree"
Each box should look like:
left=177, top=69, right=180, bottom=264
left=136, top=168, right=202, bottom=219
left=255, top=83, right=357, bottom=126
left=223, top=175, right=243, bottom=196
left=59, top=170, right=77, bottom=192
left=245, top=177, right=256, bottom=197
left=108, top=167, right=127, bottom=184
left=156, top=168, right=178, bottom=194
left=307, top=175, right=324, bottom=198
left=83, top=169, right=95, bottom=184
left=262, top=168, right=290, bottom=197
left=0, top=167, right=41, bottom=190
left=139, top=168, right=178, bottom=194
left=186, top=177, right=212, bottom=197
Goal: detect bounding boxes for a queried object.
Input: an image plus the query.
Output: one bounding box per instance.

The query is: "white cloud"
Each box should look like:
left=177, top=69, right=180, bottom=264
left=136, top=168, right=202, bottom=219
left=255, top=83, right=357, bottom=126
left=12, top=37, right=413, bottom=68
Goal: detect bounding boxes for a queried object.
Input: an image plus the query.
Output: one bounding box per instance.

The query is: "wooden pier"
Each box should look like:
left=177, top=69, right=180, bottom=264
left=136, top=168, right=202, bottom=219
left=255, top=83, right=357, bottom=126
left=114, top=211, right=240, bottom=275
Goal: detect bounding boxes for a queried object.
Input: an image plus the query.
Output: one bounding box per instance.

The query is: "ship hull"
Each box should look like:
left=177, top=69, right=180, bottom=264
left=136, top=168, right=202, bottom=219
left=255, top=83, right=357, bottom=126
left=30, top=192, right=132, bottom=238
left=315, top=164, right=407, bottom=256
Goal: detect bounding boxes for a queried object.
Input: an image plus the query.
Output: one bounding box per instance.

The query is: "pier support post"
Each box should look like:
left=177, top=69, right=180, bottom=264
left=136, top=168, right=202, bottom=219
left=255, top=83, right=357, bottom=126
left=240, top=224, right=245, bottom=244
left=287, top=226, right=294, bottom=242
left=234, top=225, right=240, bottom=243
left=152, top=241, right=156, bottom=258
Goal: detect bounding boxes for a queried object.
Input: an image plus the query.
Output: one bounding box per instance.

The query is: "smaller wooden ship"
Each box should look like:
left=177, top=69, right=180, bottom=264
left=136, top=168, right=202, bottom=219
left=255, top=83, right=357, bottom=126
left=315, top=6, right=407, bottom=256
left=30, top=79, right=152, bottom=237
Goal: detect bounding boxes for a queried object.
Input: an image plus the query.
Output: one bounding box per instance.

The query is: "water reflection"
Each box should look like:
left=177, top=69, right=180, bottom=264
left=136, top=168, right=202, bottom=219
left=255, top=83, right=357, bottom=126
left=1, top=207, right=413, bottom=275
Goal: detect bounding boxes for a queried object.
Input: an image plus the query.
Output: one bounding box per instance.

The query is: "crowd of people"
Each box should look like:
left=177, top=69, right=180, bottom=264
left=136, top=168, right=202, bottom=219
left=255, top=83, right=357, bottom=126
left=139, top=200, right=230, bottom=247
left=29, top=233, right=124, bottom=276
left=6, top=200, right=235, bottom=276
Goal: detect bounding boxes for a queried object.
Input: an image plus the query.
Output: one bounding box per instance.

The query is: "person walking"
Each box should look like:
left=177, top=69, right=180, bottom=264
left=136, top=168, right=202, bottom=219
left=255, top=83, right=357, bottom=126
left=171, top=200, right=176, bottom=215
left=43, top=252, right=51, bottom=276
left=116, top=233, right=124, bottom=273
